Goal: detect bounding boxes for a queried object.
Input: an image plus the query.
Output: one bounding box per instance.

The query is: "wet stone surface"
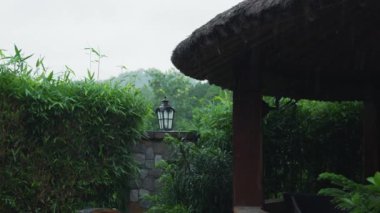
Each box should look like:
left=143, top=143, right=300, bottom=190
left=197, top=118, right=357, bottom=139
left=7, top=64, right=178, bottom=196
left=128, top=131, right=197, bottom=210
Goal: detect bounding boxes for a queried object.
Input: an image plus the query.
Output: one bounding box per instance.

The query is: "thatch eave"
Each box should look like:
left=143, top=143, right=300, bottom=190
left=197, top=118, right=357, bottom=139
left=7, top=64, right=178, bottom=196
left=171, top=0, right=291, bottom=78
left=171, top=0, right=380, bottom=101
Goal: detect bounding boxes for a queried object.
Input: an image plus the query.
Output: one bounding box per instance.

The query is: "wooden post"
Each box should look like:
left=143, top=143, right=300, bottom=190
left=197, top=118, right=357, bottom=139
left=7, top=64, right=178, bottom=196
left=362, top=101, right=380, bottom=177
left=232, top=51, right=265, bottom=213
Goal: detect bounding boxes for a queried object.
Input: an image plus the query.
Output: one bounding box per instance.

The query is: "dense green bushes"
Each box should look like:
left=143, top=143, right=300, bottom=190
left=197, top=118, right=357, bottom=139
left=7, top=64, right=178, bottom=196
left=264, top=99, right=362, bottom=197
left=148, top=95, right=362, bottom=212
left=0, top=48, right=149, bottom=212
left=110, top=69, right=225, bottom=131
left=148, top=93, right=232, bottom=213
left=318, top=172, right=380, bottom=212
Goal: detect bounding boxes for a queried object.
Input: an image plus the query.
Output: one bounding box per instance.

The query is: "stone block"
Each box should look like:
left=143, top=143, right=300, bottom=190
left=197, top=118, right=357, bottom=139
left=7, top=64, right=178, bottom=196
left=162, top=145, right=174, bottom=160
left=155, top=155, right=163, bottom=166
left=146, top=147, right=154, bottom=160
left=139, top=169, right=148, bottom=179
left=142, top=140, right=153, bottom=147
left=140, top=139, right=150, bottom=144
left=129, top=179, right=142, bottom=188
left=130, top=190, right=139, bottom=202
left=162, top=151, right=171, bottom=160
left=149, top=168, right=162, bottom=178
left=143, top=177, right=155, bottom=191
left=153, top=142, right=167, bottom=154
left=154, top=179, right=162, bottom=191
left=133, top=153, right=146, bottom=166
left=138, top=189, right=149, bottom=200
left=131, top=143, right=145, bottom=153
left=145, top=160, right=154, bottom=169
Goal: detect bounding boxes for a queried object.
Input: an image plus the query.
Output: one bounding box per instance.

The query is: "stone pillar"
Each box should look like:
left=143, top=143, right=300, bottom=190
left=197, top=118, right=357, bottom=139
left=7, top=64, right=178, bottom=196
left=128, top=131, right=198, bottom=211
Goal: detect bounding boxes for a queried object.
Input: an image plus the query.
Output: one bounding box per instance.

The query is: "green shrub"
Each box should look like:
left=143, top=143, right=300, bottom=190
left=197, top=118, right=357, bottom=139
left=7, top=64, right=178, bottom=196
left=318, top=172, right=380, bottom=212
left=147, top=94, right=233, bottom=213
left=148, top=93, right=362, bottom=212
left=0, top=47, right=149, bottom=212
left=264, top=100, right=362, bottom=196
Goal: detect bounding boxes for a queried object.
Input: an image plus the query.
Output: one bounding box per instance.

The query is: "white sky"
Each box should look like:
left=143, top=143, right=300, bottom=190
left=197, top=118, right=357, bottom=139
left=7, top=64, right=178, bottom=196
left=1, top=0, right=242, bottom=80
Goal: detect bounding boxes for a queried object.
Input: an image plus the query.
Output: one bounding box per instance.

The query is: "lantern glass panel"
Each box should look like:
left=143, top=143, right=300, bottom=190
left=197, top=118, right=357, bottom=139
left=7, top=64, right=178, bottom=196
left=168, top=110, right=174, bottom=119
left=168, top=119, right=173, bottom=129
left=163, top=111, right=169, bottom=129
left=157, top=112, right=162, bottom=119
left=158, top=111, right=163, bottom=129
left=168, top=110, right=174, bottom=129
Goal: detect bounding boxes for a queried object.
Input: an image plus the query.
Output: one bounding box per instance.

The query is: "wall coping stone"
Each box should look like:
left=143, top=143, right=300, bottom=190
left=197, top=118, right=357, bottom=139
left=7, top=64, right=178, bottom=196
left=144, top=131, right=198, bottom=142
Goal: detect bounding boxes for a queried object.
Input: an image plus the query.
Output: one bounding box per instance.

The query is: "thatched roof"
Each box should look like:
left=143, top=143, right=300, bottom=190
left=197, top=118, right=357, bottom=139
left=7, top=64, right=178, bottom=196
left=171, top=0, right=380, bottom=101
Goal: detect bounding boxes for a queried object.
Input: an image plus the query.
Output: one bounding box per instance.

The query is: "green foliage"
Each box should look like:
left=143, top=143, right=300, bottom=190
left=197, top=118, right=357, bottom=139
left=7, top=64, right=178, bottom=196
left=84, top=47, right=107, bottom=80
left=146, top=69, right=198, bottom=130
left=147, top=201, right=189, bottom=213
left=148, top=93, right=362, bottom=212
left=264, top=99, right=362, bottom=196
left=0, top=47, right=149, bottom=212
left=192, top=92, right=232, bottom=151
left=147, top=95, right=233, bottom=213
left=109, top=68, right=226, bottom=131
left=318, top=172, right=380, bottom=212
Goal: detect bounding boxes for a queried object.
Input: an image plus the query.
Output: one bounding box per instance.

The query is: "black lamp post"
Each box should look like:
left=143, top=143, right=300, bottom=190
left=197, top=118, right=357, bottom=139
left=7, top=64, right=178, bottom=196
left=155, top=97, right=175, bottom=131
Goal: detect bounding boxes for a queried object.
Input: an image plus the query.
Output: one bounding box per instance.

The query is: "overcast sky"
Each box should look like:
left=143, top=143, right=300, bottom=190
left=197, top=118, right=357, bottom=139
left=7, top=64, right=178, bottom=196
left=1, top=0, right=242, bottom=80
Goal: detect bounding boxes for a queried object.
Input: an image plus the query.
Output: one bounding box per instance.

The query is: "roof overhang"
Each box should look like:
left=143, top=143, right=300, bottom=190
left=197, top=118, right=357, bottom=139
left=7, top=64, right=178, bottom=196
left=171, top=0, right=380, bottom=101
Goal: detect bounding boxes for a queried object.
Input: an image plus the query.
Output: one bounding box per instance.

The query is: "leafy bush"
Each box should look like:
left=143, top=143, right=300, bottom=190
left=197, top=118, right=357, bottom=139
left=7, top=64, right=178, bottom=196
left=148, top=93, right=362, bottom=212
left=115, top=68, right=226, bottom=131
left=147, top=94, right=233, bottom=213
left=0, top=47, right=149, bottom=212
left=318, top=172, right=380, bottom=212
left=264, top=100, right=362, bottom=196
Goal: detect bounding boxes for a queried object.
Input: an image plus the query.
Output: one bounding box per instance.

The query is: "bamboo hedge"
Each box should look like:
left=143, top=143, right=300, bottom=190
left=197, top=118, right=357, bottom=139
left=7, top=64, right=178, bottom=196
left=0, top=47, right=149, bottom=212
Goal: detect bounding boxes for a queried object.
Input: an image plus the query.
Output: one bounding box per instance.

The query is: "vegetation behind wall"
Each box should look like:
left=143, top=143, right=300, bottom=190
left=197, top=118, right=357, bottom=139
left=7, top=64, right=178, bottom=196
left=148, top=95, right=363, bottom=212
left=109, top=68, right=226, bottom=131
left=264, top=99, right=363, bottom=197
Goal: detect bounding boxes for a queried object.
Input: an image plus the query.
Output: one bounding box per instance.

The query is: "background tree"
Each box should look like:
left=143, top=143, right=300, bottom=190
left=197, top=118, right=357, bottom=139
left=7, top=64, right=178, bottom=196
left=109, top=68, right=226, bottom=130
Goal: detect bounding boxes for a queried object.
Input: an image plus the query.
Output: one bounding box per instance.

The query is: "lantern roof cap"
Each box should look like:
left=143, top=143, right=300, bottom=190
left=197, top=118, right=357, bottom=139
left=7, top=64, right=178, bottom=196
left=156, top=97, right=175, bottom=112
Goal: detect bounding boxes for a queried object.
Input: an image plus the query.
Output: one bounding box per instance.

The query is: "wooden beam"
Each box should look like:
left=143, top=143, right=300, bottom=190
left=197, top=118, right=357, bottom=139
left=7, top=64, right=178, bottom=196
left=362, top=101, right=380, bottom=177
left=232, top=51, right=265, bottom=212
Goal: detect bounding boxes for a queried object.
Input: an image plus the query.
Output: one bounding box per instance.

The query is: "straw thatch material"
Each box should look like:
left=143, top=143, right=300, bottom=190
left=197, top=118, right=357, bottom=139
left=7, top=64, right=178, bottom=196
left=171, top=0, right=380, bottom=100
left=172, top=0, right=291, bottom=74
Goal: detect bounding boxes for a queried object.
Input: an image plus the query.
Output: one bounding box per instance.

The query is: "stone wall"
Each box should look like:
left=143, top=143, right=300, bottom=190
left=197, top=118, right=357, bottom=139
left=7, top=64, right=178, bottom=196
left=128, top=131, right=197, bottom=212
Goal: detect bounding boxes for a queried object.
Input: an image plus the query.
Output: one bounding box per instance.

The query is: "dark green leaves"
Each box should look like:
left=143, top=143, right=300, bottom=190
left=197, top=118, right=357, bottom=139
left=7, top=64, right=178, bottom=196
left=147, top=96, right=233, bottom=213
left=318, top=172, right=380, bottom=212
left=0, top=47, right=148, bottom=212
